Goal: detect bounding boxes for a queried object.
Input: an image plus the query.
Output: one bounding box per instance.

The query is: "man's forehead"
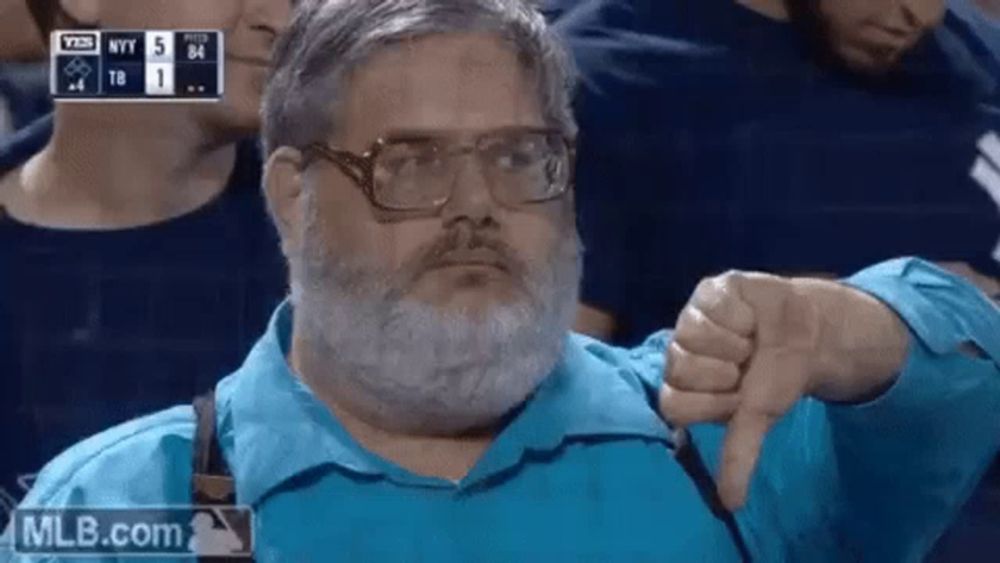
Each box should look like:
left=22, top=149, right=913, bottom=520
left=369, top=33, right=519, bottom=70
left=339, top=33, right=545, bottom=144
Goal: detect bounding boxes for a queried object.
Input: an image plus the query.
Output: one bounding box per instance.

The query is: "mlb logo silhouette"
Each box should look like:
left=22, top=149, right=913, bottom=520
left=188, top=507, right=254, bottom=558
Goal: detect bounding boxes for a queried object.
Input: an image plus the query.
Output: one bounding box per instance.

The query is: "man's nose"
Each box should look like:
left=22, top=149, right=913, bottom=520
left=440, top=157, right=498, bottom=228
left=245, top=0, right=292, bottom=40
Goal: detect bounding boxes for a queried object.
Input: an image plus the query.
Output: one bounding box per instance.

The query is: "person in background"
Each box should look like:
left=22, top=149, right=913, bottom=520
left=557, top=0, right=999, bottom=342
left=950, top=0, right=1000, bottom=56
left=554, top=0, right=1000, bottom=559
left=3, top=2, right=1000, bottom=561
left=0, top=0, right=290, bottom=529
left=0, top=0, right=50, bottom=137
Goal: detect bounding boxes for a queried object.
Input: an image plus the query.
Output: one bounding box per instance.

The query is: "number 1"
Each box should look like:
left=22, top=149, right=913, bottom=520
left=157, top=68, right=164, bottom=88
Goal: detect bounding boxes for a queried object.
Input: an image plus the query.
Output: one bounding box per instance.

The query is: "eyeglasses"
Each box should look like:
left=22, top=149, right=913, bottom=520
left=303, top=126, right=575, bottom=214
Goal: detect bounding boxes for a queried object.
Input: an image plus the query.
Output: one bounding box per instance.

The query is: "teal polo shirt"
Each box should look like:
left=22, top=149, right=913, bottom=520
left=3, top=258, right=999, bottom=562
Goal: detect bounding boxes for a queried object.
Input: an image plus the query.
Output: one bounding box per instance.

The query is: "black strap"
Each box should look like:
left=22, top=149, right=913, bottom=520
left=192, top=391, right=237, bottom=505
left=673, top=429, right=753, bottom=563
left=192, top=390, right=254, bottom=562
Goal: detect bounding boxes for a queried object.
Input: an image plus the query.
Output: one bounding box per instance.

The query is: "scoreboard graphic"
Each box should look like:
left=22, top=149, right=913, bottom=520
left=51, top=30, right=224, bottom=102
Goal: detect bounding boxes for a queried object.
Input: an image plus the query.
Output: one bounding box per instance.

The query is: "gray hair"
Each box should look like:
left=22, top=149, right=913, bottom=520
left=261, top=0, right=577, bottom=156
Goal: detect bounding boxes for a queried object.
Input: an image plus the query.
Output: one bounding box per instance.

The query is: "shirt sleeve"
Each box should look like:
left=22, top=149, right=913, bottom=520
left=626, top=257, right=1000, bottom=561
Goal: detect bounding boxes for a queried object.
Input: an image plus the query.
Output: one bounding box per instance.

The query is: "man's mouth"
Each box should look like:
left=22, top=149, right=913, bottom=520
left=426, top=249, right=511, bottom=274
left=430, top=259, right=508, bottom=273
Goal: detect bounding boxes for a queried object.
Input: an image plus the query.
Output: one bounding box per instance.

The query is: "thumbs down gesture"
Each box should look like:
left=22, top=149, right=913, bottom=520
left=660, top=272, right=910, bottom=510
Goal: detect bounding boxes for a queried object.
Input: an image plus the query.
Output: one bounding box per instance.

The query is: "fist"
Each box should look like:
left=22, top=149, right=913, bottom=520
left=660, top=271, right=907, bottom=510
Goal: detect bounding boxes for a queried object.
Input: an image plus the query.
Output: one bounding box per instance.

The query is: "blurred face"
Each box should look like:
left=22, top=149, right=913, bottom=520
left=86, top=0, right=290, bottom=134
left=795, top=0, right=946, bottom=74
left=283, top=33, right=581, bottom=434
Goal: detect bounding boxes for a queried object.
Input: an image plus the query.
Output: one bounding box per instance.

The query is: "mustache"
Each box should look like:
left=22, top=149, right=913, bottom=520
left=398, top=228, right=531, bottom=288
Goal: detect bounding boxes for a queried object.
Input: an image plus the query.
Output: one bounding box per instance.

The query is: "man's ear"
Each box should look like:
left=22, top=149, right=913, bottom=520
left=59, top=0, right=100, bottom=27
left=264, top=147, right=307, bottom=258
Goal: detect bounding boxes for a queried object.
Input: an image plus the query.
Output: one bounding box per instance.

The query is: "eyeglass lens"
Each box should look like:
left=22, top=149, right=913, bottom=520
left=371, top=131, right=570, bottom=210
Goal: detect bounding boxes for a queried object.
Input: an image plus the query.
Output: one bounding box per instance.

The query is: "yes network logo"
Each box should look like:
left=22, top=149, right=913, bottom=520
left=58, top=33, right=98, bottom=52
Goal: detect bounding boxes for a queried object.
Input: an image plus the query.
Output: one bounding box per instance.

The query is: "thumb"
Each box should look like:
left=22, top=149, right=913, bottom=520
left=716, top=348, right=809, bottom=510
left=717, top=407, right=775, bottom=511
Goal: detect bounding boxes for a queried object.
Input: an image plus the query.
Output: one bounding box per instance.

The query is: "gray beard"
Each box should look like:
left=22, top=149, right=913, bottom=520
left=289, top=214, right=582, bottom=436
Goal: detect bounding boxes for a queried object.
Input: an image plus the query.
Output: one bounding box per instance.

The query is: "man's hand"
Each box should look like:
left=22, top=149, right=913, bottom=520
left=660, top=272, right=910, bottom=510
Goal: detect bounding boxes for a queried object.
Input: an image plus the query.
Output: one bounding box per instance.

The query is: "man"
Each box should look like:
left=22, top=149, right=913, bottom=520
left=4, top=1, right=999, bottom=561
left=0, top=0, right=290, bottom=529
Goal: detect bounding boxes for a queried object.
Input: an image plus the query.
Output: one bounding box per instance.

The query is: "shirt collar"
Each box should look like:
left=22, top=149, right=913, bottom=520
left=217, top=300, right=669, bottom=505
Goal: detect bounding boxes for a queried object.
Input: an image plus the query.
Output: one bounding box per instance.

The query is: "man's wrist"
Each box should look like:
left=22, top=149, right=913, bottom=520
left=798, top=279, right=909, bottom=403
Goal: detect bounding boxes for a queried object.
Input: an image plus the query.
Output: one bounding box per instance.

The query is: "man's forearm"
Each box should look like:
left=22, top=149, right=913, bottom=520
left=937, top=262, right=1000, bottom=300
left=792, top=278, right=910, bottom=404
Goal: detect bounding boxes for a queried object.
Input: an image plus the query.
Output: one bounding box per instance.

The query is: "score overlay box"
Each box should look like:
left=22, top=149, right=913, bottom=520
left=51, top=30, right=225, bottom=102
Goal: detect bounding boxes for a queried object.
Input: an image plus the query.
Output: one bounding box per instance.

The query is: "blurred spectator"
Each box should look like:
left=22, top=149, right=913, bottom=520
left=554, top=0, right=1000, bottom=560
left=0, top=1, right=51, bottom=137
left=0, top=0, right=290, bottom=528
left=950, top=0, right=1000, bottom=56
left=556, top=0, right=999, bottom=342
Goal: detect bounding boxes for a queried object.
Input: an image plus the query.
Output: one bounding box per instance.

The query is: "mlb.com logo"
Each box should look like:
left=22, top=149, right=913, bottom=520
left=53, top=31, right=100, bottom=55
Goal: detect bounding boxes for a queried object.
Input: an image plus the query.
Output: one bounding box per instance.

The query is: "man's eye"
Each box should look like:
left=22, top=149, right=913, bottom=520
left=383, top=147, right=443, bottom=172
left=414, top=153, right=444, bottom=167
left=496, top=148, right=542, bottom=170
left=494, top=142, right=541, bottom=170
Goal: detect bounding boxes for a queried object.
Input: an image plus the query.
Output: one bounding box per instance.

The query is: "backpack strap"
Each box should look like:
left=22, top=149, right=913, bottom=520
left=192, top=390, right=254, bottom=562
left=672, top=428, right=753, bottom=563
left=193, top=390, right=236, bottom=505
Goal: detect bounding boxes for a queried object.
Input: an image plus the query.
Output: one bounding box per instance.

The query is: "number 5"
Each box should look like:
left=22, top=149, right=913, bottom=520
left=155, top=36, right=166, bottom=56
